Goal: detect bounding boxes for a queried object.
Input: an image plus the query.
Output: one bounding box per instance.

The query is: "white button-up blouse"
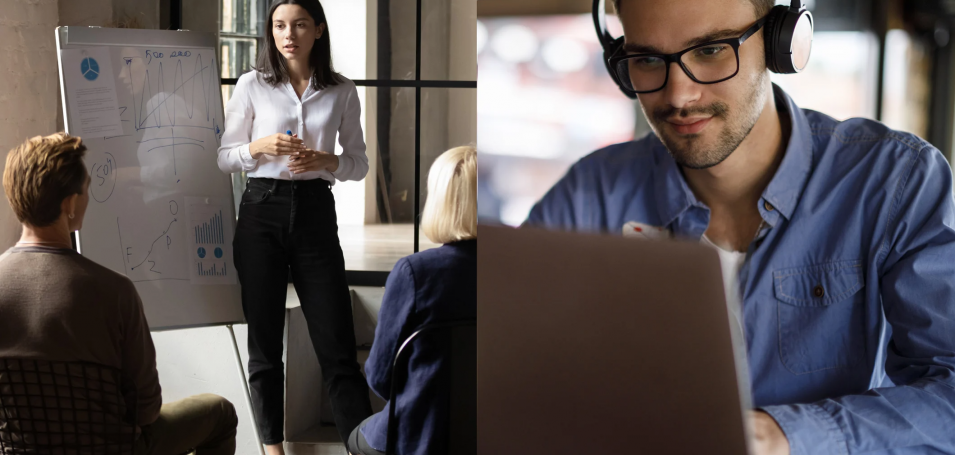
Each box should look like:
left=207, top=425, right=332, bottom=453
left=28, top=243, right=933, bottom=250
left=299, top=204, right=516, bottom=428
left=217, top=70, right=368, bottom=184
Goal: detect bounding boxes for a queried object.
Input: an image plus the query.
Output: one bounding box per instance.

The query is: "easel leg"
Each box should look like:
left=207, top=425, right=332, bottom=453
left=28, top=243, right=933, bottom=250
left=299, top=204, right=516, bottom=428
left=227, top=324, right=268, bottom=455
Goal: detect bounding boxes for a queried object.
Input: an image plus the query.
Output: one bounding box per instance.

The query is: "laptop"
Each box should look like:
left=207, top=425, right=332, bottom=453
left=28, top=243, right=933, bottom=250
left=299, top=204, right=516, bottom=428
left=478, top=225, right=753, bottom=454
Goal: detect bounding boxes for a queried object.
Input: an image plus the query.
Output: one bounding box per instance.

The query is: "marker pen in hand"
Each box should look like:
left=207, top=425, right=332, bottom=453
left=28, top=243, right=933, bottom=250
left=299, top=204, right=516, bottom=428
left=287, top=130, right=299, bottom=159
left=287, top=130, right=304, bottom=174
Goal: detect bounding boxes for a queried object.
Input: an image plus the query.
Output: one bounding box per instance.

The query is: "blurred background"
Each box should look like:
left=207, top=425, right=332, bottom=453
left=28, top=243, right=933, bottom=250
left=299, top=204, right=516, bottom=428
left=0, top=1, right=475, bottom=452
left=477, top=0, right=952, bottom=226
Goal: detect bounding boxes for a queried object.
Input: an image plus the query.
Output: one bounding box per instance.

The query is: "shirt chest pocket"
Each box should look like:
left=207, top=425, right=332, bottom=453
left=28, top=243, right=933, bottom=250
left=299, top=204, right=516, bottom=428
left=773, top=260, right=866, bottom=375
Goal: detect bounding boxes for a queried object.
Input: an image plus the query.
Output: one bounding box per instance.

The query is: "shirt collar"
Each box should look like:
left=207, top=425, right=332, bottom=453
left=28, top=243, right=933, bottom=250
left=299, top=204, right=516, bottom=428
left=761, top=84, right=813, bottom=222
left=283, top=76, right=315, bottom=101
left=654, top=138, right=702, bottom=229
left=653, top=84, right=813, bottom=230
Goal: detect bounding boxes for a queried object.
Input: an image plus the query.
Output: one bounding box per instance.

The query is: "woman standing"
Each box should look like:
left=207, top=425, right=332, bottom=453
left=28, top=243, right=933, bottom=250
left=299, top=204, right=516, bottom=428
left=216, top=1, right=371, bottom=453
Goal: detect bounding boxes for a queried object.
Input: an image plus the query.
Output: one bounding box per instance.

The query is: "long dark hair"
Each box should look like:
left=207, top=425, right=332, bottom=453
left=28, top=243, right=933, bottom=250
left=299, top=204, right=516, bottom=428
left=256, top=0, right=343, bottom=90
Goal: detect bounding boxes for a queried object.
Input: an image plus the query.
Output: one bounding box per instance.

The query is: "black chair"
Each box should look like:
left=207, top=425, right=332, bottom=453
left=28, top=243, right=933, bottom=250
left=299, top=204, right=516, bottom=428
left=385, top=319, right=477, bottom=455
left=0, top=358, right=138, bottom=455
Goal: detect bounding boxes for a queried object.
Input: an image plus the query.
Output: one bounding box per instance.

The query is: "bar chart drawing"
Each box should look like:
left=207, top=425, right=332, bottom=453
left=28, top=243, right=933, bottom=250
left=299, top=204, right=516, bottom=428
left=185, top=196, right=236, bottom=285
left=194, top=210, right=225, bottom=246
left=197, top=262, right=228, bottom=276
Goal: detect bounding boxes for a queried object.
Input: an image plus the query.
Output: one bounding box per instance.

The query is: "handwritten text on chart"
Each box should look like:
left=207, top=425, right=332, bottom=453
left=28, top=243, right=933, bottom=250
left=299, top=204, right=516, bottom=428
left=90, top=152, right=117, bottom=203
left=146, top=50, right=193, bottom=64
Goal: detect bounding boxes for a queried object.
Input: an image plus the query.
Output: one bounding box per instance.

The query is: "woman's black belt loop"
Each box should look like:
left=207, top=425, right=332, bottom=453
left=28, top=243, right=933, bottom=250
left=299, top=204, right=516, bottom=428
left=246, top=177, right=330, bottom=234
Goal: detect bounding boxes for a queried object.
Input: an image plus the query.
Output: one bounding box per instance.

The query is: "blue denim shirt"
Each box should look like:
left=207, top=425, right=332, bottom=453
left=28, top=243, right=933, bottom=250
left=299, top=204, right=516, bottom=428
left=525, top=85, right=955, bottom=454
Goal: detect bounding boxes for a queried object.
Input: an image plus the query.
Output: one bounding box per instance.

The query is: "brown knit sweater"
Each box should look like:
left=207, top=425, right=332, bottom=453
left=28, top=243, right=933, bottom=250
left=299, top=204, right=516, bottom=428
left=0, top=246, right=162, bottom=426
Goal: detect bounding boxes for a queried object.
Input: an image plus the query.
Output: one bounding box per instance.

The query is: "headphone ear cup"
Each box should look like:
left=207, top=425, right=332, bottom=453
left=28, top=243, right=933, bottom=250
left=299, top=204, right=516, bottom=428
left=604, top=36, right=637, bottom=99
left=763, top=5, right=787, bottom=74
left=764, top=5, right=814, bottom=74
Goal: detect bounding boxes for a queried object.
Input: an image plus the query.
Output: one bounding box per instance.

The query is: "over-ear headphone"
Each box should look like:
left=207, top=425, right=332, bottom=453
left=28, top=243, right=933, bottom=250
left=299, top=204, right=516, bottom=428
left=593, top=0, right=814, bottom=99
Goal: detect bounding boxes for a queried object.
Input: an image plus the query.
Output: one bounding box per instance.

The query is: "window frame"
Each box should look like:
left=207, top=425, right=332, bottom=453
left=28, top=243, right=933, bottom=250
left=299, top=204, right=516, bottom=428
left=208, top=0, right=477, bottom=285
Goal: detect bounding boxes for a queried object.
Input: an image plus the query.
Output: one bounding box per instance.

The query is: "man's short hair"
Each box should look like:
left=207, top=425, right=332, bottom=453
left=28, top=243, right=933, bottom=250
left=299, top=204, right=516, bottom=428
left=421, top=145, right=477, bottom=244
left=3, top=133, right=87, bottom=227
left=614, top=0, right=775, bottom=20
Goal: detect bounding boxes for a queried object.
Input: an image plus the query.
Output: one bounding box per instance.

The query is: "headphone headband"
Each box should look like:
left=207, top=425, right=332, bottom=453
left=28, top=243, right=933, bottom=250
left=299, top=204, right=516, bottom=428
left=592, top=0, right=612, bottom=49
left=592, top=0, right=635, bottom=99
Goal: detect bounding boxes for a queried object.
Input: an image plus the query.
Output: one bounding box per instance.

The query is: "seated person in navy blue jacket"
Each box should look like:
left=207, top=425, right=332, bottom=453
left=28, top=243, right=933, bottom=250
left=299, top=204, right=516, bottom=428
left=346, top=146, right=477, bottom=455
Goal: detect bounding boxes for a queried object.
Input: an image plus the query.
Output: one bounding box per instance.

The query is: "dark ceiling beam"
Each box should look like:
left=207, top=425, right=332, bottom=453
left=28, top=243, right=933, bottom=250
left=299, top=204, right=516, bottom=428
left=478, top=0, right=613, bottom=17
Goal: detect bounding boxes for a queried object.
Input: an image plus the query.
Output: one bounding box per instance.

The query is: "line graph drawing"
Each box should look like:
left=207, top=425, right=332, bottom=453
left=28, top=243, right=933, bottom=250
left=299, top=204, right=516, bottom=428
left=122, top=53, right=223, bottom=141
left=128, top=218, right=178, bottom=272
left=120, top=51, right=222, bottom=185
left=115, top=200, right=188, bottom=282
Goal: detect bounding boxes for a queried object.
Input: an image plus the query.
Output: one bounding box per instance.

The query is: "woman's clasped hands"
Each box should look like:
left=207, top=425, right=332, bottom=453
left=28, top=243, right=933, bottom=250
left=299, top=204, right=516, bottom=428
left=249, top=133, right=339, bottom=174
left=288, top=147, right=339, bottom=174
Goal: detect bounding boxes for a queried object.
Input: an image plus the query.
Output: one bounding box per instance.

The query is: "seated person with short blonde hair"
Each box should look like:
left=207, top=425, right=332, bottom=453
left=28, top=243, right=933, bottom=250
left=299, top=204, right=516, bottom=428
left=0, top=133, right=238, bottom=455
left=346, top=146, right=477, bottom=455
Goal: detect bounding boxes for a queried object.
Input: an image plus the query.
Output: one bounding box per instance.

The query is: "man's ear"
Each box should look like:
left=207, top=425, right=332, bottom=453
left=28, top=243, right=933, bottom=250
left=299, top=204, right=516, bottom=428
left=62, top=193, right=78, bottom=220
left=316, top=22, right=326, bottom=40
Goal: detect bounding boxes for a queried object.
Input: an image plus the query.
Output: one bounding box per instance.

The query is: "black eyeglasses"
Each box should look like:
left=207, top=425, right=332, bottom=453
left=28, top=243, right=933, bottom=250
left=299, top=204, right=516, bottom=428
left=608, top=17, right=766, bottom=94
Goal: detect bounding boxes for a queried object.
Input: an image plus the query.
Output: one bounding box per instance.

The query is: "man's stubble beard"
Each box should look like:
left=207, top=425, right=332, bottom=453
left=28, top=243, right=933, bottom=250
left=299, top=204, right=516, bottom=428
left=644, top=71, right=769, bottom=170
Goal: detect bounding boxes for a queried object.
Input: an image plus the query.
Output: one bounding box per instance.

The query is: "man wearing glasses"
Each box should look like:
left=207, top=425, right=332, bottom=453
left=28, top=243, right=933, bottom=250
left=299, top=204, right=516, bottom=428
left=525, top=0, right=955, bottom=454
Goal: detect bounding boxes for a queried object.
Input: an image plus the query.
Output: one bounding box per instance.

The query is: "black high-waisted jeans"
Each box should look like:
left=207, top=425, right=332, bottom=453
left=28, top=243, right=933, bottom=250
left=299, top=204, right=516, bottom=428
left=233, top=177, right=372, bottom=444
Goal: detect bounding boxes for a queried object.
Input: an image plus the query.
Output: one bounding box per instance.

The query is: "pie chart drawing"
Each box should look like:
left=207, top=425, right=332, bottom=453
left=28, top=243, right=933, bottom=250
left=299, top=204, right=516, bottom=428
left=81, top=57, right=99, bottom=81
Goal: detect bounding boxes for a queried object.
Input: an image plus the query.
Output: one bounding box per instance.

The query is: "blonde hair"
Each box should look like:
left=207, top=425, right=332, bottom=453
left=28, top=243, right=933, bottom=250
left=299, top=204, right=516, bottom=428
left=3, top=133, right=87, bottom=227
left=421, top=145, right=477, bottom=244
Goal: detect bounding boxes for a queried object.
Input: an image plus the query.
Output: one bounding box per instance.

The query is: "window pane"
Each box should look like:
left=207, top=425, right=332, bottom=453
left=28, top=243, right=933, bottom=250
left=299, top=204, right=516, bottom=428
left=339, top=86, right=417, bottom=272
left=342, top=0, right=416, bottom=80
left=222, top=0, right=418, bottom=81
left=221, top=0, right=267, bottom=36
left=420, top=0, right=477, bottom=81
left=220, top=37, right=258, bottom=79
left=220, top=1, right=267, bottom=216
left=419, top=87, right=476, bottom=250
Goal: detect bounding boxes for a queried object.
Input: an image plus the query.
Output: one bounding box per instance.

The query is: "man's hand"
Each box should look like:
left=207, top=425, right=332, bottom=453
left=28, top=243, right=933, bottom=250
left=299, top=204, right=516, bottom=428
left=749, top=410, right=789, bottom=455
left=288, top=149, right=339, bottom=174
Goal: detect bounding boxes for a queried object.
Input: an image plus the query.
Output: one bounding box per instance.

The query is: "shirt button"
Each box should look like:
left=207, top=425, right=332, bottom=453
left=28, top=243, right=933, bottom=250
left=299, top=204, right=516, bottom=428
left=813, top=284, right=825, bottom=298
left=764, top=201, right=774, bottom=212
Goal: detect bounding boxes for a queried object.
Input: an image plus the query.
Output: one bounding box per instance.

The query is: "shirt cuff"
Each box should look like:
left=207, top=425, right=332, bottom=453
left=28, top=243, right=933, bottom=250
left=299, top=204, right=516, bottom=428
left=760, top=403, right=848, bottom=455
left=330, top=154, right=349, bottom=182
left=239, top=144, right=257, bottom=170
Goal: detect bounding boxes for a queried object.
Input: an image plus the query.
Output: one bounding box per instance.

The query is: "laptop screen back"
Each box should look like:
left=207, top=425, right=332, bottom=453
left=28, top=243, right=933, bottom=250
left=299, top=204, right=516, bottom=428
left=478, top=225, right=752, bottom=455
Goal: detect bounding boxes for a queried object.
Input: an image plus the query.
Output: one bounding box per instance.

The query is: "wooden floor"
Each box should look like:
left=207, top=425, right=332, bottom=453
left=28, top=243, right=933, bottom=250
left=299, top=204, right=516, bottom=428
left=339, top=223, right=439, bottom=272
